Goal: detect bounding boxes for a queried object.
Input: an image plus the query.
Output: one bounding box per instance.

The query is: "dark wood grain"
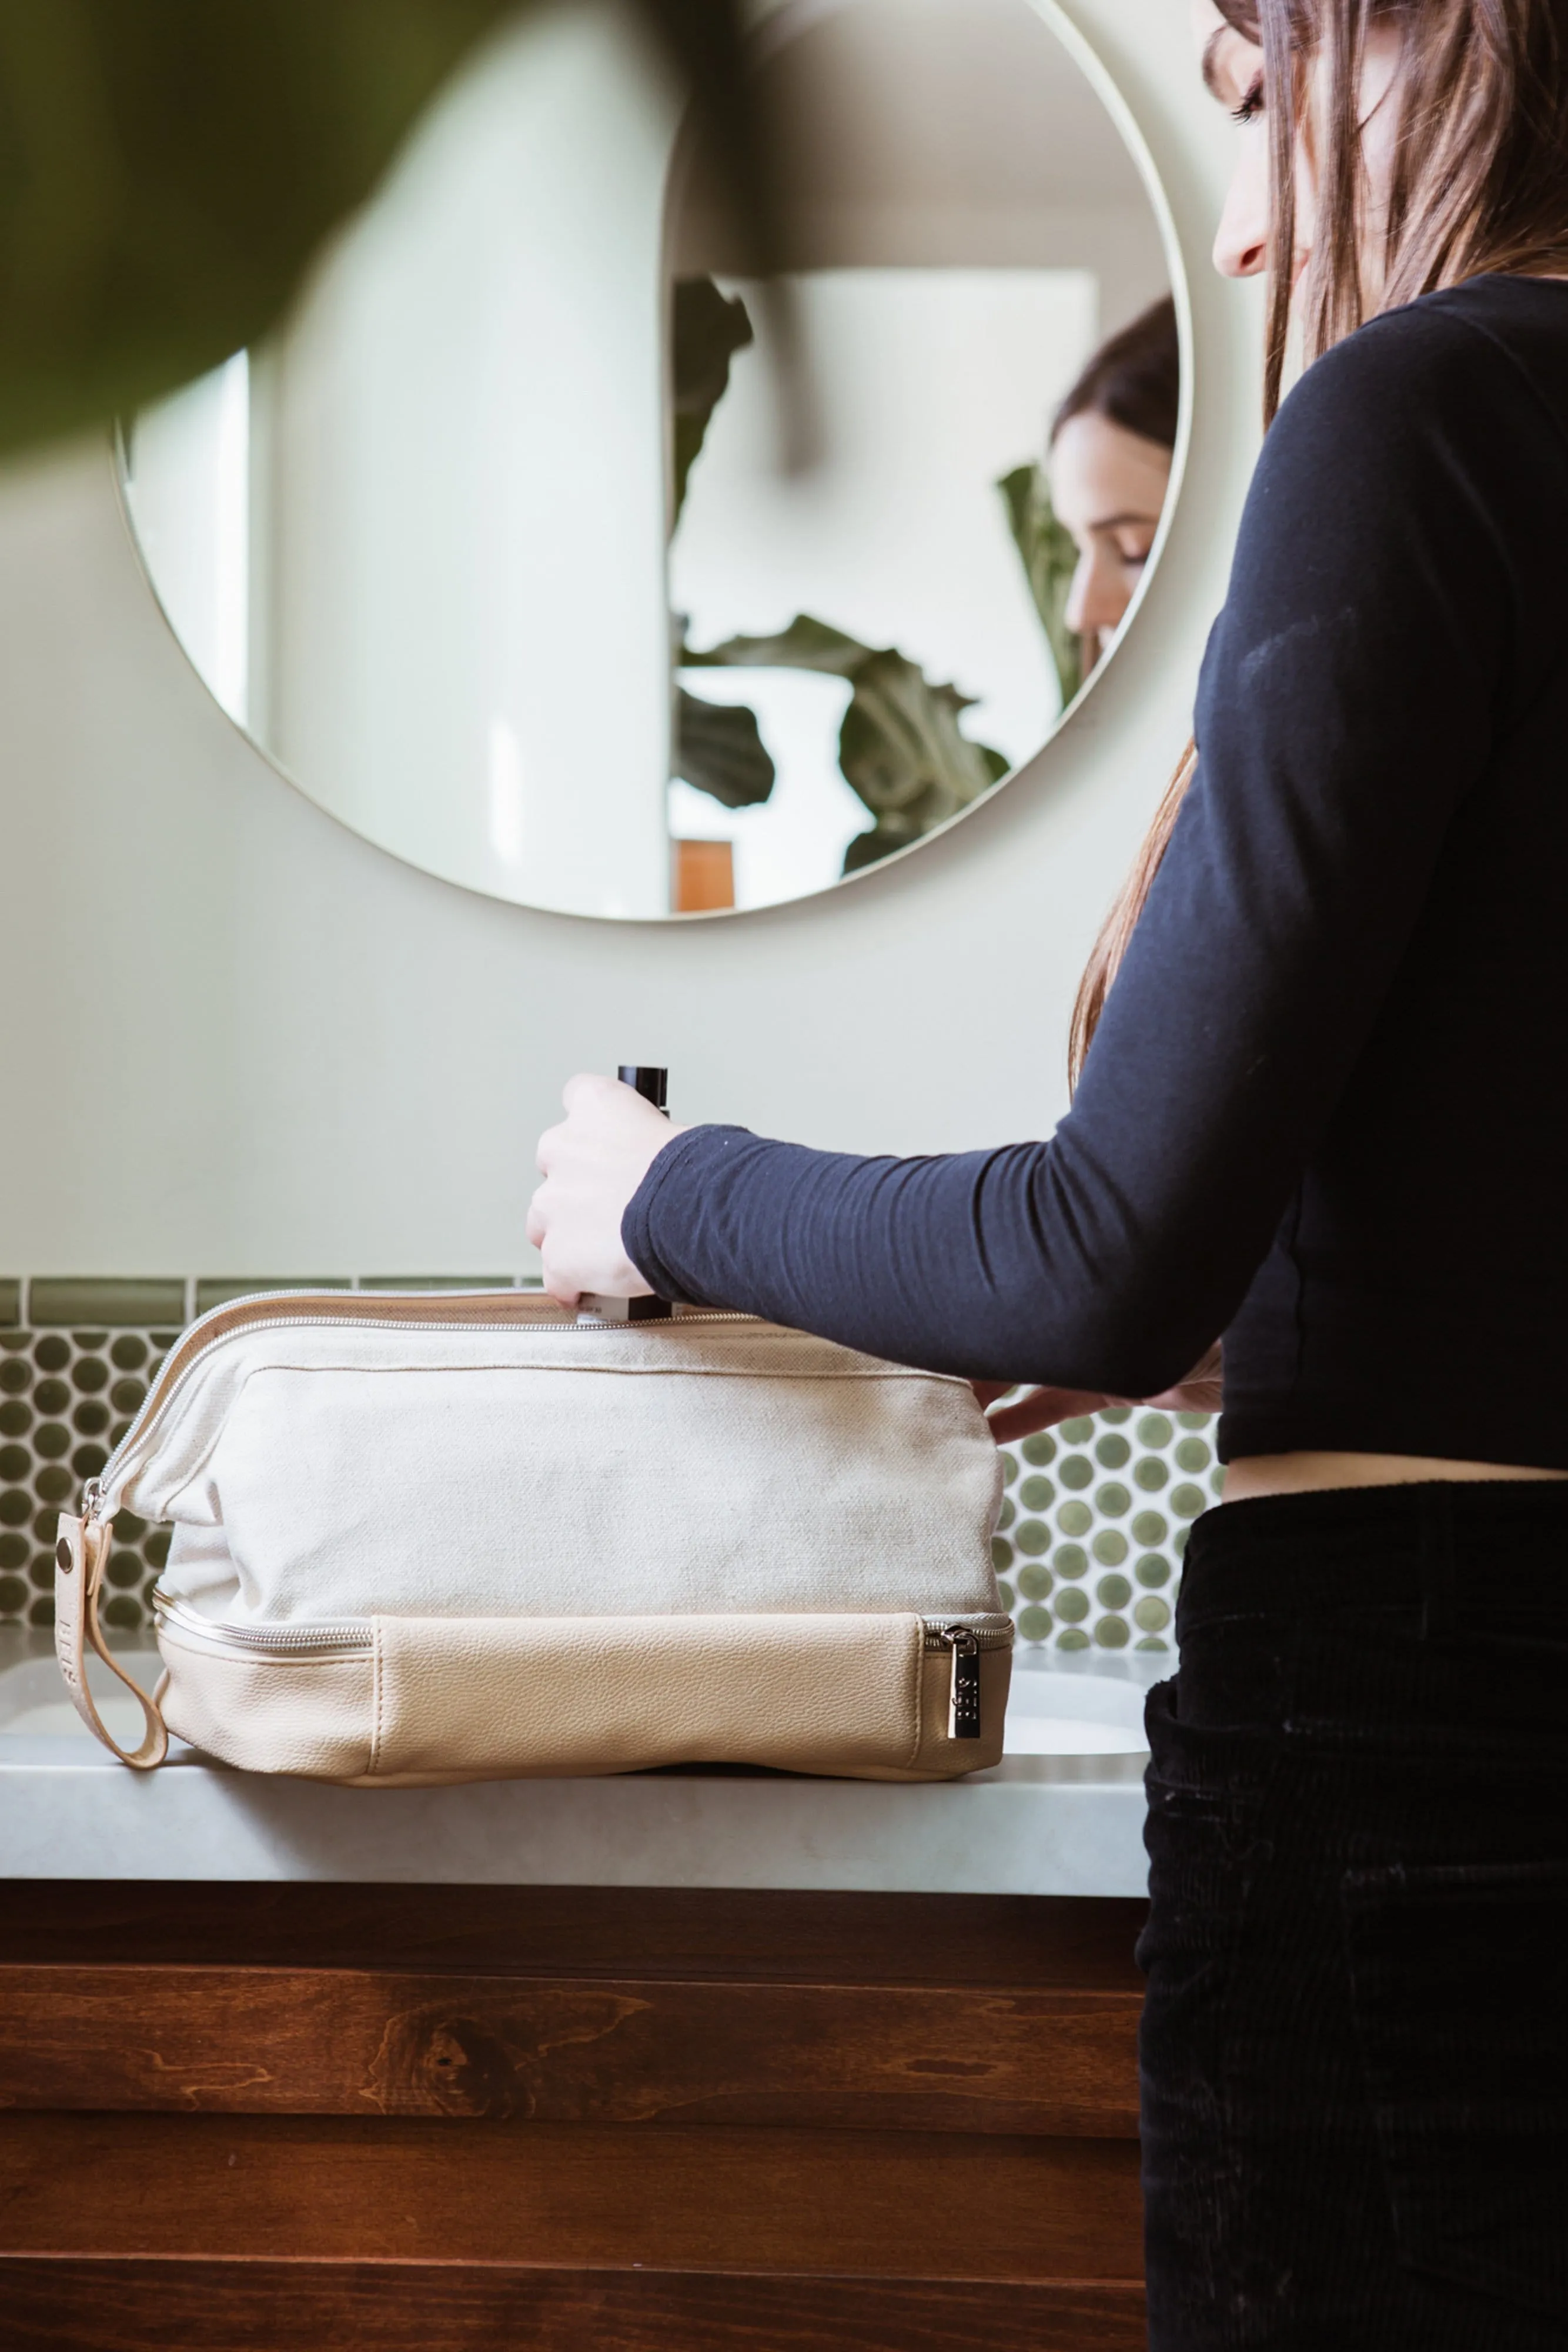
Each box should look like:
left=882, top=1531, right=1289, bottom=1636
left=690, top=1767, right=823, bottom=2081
left=0, top=2113, right=1144, bottom=2276
left=0, top=1882, right=1145, bottom=1989
left=0, top=1884, right=1149, bottom=2348
left=0, top=1964, right=1140, bottom=2134
left=0, top=2260, right=1151, bottom=2352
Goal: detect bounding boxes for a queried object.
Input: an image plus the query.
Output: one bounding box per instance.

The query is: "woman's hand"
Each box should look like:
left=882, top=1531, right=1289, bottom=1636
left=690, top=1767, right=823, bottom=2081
left=527, top=1075, right=686, bottom=1308
left=973, top=1343, right=1223, bottom=1445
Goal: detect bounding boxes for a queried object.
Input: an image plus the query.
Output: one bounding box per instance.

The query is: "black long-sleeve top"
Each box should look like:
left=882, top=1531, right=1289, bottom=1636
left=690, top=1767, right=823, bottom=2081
left=626, top=276, right=1568, bottom=1468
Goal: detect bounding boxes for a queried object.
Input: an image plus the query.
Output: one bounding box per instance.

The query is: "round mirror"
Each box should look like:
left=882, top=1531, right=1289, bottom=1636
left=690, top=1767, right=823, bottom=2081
left=121, top=0, right=1185, bottom=918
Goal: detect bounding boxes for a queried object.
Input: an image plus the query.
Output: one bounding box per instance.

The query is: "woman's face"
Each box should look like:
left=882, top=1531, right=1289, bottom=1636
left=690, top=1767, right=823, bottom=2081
left=1049, top=411, right=1173, bottom=664
left=1192, top=2, right=1405, bottom=290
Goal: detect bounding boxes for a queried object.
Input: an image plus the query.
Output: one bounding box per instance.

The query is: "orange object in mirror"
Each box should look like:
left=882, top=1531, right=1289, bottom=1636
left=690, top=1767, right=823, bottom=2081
left=673, top=838, right=736, bottom=913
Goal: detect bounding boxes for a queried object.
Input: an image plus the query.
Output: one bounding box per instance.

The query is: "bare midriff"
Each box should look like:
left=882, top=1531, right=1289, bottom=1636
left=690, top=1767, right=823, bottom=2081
left=1223, top=1452, right=1568, bottom=1502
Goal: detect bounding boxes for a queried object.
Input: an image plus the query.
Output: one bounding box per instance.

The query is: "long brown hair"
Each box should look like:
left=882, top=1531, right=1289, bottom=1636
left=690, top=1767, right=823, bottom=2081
left=1051, top=295, right=1182, bottom=455
left=1069, top=0, right=1568, bottom=1088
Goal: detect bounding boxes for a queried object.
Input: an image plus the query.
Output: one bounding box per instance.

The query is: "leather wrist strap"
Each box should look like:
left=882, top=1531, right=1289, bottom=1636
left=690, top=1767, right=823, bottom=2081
left=54, top=1514, right=168, bottom=1769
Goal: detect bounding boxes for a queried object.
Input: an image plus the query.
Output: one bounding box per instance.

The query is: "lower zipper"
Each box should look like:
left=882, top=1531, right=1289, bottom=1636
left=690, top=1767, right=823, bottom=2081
left=152, top=1590, right=372, bottom=1659
left=924, top=1616, right=1013, bottom=1743
left=152, top=1595, right=1014, bottom=1726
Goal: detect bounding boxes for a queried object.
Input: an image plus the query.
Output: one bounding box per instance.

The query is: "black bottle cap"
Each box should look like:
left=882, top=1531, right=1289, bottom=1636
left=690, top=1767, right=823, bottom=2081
left=611, top=1065, right=670, bottom=1321
left=618, top=1065, right=668, bottom=1112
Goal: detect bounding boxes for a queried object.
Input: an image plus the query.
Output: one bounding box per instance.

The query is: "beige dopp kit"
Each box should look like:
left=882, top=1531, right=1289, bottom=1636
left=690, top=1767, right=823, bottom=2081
left=52, top=1291, right=1012, bottom=1785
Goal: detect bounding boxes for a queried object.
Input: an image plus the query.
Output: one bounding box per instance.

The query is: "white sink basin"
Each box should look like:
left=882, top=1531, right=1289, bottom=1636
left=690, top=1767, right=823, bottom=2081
left=1002, top=1665, right=1152, bottom=1756
left=0, top=1640, right=1155, bottom=1761
left=0, top=1649, right=161, bottom=1744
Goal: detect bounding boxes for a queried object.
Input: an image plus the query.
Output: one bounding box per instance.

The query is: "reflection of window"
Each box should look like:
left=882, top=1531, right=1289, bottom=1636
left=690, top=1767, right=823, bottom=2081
left=123, top=352, right=250, bottom=730
left=667, top=269, right=1095, bottom=903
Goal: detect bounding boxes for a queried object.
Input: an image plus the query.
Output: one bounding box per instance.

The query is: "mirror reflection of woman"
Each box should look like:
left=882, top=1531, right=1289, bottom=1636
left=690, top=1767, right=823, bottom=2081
left=1048, top=295, right=1180, bottom=675
left=533, top=1, right=1568, bottom=2336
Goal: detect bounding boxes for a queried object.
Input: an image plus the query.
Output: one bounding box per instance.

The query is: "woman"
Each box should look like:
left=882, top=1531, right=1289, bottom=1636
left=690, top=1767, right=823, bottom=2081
left=1049, top=293, right=1182, bottom=673
left=530, top=2, right=1568, bottom=2339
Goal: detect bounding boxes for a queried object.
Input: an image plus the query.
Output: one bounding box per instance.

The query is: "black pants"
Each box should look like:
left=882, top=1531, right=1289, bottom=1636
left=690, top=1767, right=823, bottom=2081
left=1139, top=1481, right=1568, bottom=2350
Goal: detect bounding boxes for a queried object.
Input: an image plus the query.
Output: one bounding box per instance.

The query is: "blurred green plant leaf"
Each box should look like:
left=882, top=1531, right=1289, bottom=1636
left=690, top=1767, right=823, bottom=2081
left=998, top=459, right=1084, bottom=710
left=674, top=685, right=774, bottom=808
left=840, top=647, right=1007, bottom=826
left=684, top=612, right=1007, bottom=869
left=686, top=613, right=871, bottom=678
left=0, top=0, right=764, bottom=459
left=671, top=276, right=753, bottom=525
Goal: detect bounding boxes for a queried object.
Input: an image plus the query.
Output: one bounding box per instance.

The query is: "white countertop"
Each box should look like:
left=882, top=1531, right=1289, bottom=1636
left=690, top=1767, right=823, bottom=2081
left=0, top=1634, right=1159, bottom=1897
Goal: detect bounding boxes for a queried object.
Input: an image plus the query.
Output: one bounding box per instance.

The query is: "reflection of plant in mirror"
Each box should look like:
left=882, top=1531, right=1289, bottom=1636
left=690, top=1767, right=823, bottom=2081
left=997, top=462, right=1085, bottom=711
left=671, top=278, right=754, bottom=524
left=668, top=279, right=779, bottom=813
left=674, top=683, right=776, bottom=811
left=671, top=279, right=1007, bottom=873
left=686, top=620, right=1008, bottom=871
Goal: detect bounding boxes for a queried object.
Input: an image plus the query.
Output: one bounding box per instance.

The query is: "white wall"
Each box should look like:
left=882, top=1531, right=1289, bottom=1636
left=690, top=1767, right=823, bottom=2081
left=0, top=0, right=1260, bottom=1279
left=266, top=2, right=678, bottom=920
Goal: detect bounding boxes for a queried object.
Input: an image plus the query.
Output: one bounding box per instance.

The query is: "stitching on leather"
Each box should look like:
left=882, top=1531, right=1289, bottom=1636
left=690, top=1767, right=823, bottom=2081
left=902, top=1616, right=925, bottom=1771
left=370, top=1621, right=385, bottom=1779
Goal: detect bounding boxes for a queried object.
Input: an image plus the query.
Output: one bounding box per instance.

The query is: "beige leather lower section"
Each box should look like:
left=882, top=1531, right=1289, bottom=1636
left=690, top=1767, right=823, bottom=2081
left=154, top=1614, right=1010, bottom=1784
left=369, top=1612, right=932, bottom=1783
left=159, top=1634, right=376, bottom=1780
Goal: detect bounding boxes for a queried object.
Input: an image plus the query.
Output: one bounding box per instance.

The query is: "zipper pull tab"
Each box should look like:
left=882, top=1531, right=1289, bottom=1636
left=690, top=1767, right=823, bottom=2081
left=81, top=1476, right=103, bottom=1526
left=941, top=1624, right=982, bottom=1741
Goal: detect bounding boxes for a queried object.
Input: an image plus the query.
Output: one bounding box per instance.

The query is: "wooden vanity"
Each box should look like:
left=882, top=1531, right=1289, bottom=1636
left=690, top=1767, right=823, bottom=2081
left=0, top=1881, right=1146, bottom=2349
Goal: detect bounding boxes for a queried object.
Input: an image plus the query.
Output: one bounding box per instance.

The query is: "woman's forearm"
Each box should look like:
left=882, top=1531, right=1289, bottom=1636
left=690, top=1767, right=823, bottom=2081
left=624, top=1122, right=1225, bottom=1395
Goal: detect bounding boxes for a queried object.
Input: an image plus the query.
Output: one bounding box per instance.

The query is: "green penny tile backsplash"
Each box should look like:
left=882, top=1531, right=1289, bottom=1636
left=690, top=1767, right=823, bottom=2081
left=0, top=1319, right=179, bottom=1628
left=0, top=1281, right=1218, bottom=1647
left=992, top=1403, right=1218, bottom=1653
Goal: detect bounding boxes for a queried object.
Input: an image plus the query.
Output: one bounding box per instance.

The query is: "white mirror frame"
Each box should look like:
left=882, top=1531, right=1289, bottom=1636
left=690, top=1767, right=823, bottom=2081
left=115, top=0, right=1192, bottom=923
